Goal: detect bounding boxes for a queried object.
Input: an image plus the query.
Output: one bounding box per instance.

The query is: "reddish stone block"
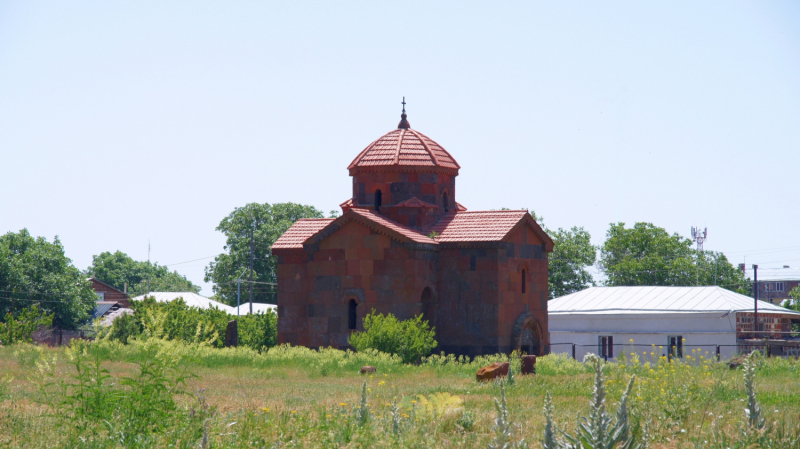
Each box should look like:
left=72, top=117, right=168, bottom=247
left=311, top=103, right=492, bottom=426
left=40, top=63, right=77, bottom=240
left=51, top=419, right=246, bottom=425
left=476, top=362, right=509, bottom=381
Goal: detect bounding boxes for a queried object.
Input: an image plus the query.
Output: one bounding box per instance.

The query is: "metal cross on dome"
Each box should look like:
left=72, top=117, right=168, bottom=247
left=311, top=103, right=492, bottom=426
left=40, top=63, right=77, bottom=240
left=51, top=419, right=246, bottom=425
left=401, top=97, right=406, bottom=113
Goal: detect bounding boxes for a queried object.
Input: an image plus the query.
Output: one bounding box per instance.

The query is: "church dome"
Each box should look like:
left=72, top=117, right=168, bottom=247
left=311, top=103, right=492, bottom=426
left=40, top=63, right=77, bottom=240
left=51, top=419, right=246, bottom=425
left=347, top=114, right=460, bottom=175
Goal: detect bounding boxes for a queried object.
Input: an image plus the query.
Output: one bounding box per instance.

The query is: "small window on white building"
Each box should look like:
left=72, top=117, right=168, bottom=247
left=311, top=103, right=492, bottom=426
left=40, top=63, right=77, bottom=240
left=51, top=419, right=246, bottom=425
left=598, top=336, right=613, bottom=359
left=668, top=335, right=683, bottom=358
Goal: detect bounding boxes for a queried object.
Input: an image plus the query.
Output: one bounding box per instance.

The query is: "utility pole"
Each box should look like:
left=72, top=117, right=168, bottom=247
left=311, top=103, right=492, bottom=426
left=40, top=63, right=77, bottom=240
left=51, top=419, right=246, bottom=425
left=147, top=240, right=151, bottom=295
left=691, top=227, right=707, bottom=286
left=236, top=268, right=248, bottom=316
left=753, top=264, right=759, bottom=339
left=249, top=225, right=254, bottom=315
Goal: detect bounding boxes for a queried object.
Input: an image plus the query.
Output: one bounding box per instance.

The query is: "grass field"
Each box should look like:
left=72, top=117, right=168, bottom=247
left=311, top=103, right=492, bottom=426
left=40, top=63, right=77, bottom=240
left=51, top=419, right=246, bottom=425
left=1, top=339, right=799, bottom=448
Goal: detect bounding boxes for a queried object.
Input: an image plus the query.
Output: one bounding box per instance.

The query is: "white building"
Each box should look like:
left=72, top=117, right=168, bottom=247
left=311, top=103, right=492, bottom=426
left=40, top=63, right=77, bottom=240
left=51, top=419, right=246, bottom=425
left=548, top=286, right=800, bottom=360
left=132, top=292, right=276, bottom=315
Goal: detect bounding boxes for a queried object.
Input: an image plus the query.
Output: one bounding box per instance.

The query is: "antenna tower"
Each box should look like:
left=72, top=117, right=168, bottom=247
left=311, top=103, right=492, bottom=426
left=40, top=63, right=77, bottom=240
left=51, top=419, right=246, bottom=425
left=691, top=227, right=707, bottom=252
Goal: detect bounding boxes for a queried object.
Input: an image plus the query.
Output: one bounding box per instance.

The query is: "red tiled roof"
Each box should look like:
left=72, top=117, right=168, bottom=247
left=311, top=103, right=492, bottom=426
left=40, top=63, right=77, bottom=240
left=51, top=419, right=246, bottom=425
left=339, top=198, right=354, bottom=213
left=428, top=211, right=553, bottom=248
left=394, top=197, right=438, bottom=208
left=305, top=208, right=436, bottom=246
left=348, top=128, right=460, bottom=173
left=271, top=218, right=335, bottom=250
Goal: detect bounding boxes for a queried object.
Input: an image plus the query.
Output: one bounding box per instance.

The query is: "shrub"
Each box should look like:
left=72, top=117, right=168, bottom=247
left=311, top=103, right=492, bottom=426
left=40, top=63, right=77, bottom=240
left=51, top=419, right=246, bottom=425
left=348, top=311, right=437, bottom=364
left=98, top=296, right=277, bottom=351
left=0, top=305, right=53, bottom=345
left=238, top=311, right=278, bottom=352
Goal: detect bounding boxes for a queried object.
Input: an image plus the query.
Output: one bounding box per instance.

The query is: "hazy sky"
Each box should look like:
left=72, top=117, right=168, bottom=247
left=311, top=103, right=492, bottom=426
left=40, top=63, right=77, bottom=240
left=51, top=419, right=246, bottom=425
left=2, top=1, right=799, bottom=296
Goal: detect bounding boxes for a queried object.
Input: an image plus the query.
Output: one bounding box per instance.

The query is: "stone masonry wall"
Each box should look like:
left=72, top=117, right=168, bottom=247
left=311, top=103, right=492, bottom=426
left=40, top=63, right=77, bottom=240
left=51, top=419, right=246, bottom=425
left=276, top=221, right=436, bottom=349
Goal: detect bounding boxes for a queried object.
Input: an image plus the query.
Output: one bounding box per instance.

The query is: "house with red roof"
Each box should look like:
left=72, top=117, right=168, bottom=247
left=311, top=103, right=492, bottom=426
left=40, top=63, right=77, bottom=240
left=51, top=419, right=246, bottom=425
left=271, top=107, right=553, bottom=357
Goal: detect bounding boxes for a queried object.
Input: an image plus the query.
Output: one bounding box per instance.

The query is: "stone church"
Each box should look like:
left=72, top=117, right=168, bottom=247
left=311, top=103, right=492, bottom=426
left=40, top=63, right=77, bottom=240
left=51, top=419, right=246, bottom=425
left=271, top=108, right=553, bottom=356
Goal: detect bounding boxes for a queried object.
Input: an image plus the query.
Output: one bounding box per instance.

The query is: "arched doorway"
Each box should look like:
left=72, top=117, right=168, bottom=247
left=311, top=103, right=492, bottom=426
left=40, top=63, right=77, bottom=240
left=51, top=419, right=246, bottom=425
left=511, top=313, right=544, bottom=355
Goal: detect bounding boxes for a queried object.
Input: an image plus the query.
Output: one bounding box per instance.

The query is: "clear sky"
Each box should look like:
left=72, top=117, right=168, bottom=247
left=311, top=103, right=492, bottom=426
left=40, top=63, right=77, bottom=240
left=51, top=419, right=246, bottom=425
left=1, top=1, right=799, bottom=296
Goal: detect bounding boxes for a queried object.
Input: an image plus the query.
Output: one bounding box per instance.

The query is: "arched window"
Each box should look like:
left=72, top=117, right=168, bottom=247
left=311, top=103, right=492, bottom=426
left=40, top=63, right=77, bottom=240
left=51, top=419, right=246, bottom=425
left=420, top=287, right=433, bottom=322
left=442, top=191, right=449, bottom=212
left=375, top=190, right=382, bottom=212
left=348, top=299, right=358, bottom=330
left=521, top=269, right=526, bottom=294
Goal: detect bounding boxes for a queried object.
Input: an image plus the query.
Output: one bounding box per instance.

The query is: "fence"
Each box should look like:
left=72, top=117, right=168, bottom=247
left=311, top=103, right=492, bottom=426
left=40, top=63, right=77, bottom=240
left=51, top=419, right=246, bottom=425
left=31, top=328, right=92, bottom=347
left=547, top=341, right=800, bottom=361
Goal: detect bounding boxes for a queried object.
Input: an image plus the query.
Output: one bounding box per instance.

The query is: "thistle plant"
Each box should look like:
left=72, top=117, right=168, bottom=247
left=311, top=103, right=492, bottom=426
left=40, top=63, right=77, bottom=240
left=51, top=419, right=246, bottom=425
left=507, top=366, right=515, bottom=386
left=550, top=354, right=641, bottom=449
left=615, top=375, right=636, bottom=445
left=542, top=392, right=559, bottom=449
left=358, top=380, right=370, bottom=426
left=390, top=398, right=402, bottom=436
left=742, top=351, right=765, bottom=431
left=488, top=381, right=525, bottom=449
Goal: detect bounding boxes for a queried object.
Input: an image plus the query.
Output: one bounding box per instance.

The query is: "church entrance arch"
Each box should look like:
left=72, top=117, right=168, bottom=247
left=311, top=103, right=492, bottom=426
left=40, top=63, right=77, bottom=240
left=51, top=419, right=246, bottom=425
left=511, top=313, right=544, bottom=356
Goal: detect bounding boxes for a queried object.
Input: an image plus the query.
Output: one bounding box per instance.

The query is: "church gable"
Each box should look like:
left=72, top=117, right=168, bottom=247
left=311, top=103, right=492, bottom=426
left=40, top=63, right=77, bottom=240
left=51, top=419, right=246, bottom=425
left=317, top=221, right=392, bottom=254
left=305, top=208, right=436, bottom=249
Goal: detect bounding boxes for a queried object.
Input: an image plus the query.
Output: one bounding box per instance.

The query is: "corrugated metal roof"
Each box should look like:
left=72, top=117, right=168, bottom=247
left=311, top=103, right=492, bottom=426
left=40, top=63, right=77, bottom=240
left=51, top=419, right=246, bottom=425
left=744, top=267, right=800, bottom=282
left=233, top=302, right=277, bottom=315
left=549, top=286, right=800, bottom=316
left=91, top=302, right=115, bottom=319
left=131, top=292, right=234, bottom=313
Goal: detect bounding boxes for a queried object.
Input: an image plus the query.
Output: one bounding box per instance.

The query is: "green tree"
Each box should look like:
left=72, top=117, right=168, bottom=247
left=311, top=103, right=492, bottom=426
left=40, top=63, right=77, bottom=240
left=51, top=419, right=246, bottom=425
left=0, top=305, right=54, bottom=344
left=599, top=222, right=749, bottom=293
left=86, top=251, right=200, bottom=297
left=204, top=202, right=325, bottom=306
left=530, top=212, right=598, bottom=299
left=0, top=229, right=97, bottom=329
left=784, top=286, right=800, bottom=311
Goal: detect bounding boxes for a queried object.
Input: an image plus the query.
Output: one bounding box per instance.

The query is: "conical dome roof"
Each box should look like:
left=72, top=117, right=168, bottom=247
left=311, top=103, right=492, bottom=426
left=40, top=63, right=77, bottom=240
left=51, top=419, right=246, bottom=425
left=347, top=124, right=460, bottom=175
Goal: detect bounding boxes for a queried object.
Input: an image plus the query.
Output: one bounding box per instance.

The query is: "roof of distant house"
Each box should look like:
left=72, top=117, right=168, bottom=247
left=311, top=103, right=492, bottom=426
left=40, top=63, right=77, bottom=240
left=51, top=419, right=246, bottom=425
left=744, top=267, right=800, bottom=282
left=549, top=286, right=800, bottom=316
left=131, top=292, right=234, bottom=313
left=231, top=302, right=277, bottom=315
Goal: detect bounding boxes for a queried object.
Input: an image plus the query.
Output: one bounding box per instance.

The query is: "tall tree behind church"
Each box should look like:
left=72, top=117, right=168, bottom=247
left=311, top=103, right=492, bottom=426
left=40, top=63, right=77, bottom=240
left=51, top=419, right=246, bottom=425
left=527, top=212, right=597, bottom=299
left=599, top=222, right=749, bottom=293
left=205, top=202, right=326, bottom=306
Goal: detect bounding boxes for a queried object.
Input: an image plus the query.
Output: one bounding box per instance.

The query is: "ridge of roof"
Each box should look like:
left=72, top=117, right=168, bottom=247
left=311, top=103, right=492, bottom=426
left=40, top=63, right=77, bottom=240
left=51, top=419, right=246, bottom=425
left=87, top=277, right=129, bottom=297
left=305, top=208, right=436, bottom=247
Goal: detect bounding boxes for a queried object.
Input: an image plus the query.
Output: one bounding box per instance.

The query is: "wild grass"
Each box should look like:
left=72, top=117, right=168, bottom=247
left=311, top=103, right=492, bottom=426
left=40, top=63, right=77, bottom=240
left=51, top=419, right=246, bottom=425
left=1, top=339, right=799, bottom=448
